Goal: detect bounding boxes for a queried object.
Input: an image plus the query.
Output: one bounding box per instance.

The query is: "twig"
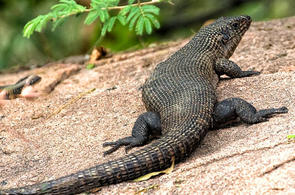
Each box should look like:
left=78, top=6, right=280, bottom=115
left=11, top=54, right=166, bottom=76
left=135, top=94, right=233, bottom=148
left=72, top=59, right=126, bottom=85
left=259, top=156, right=295, bottom=176
left=47, top=88, right=96, bottom=119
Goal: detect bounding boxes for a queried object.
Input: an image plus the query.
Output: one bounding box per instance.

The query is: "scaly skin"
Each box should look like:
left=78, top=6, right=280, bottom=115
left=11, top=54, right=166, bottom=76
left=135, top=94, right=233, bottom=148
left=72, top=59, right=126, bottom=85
left=1, top=16, right=288, bottom=194
left=0, top=75, right=41, bottom=100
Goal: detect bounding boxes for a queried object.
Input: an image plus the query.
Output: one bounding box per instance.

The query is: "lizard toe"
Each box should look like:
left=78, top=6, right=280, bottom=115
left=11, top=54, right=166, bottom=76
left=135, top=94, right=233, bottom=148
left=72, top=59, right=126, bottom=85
left=102, top=142, right=117, bottom=147
left=103, top=144, right=121, bottom=156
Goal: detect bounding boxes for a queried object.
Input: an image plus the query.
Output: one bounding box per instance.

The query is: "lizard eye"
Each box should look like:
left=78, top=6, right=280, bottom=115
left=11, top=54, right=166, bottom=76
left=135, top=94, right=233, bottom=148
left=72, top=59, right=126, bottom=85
left=232, top=22, right=239, bottom=29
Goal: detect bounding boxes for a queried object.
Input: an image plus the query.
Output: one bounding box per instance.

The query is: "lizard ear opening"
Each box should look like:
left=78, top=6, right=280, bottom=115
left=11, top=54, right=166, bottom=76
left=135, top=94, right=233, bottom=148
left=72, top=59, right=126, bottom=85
left=219, top=32, right=229, bottom=45
left=219, top=28, right=230, bottom=44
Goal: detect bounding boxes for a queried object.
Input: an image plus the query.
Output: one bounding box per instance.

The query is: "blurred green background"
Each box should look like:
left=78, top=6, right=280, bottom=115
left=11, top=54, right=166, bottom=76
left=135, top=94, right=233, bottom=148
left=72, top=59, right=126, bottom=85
left=0, top=0, right=294, bottom=71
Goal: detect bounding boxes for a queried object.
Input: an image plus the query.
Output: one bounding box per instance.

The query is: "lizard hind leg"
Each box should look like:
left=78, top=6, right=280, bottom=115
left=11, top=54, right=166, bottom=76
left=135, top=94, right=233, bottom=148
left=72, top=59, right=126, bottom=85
left=213, top=97, right=288, bottom=127
left=103, top=111, right=161, bottom=156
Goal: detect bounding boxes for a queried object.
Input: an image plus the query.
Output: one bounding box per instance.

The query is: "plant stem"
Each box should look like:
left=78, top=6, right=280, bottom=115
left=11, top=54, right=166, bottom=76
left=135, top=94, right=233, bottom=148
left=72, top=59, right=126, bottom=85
left=84, top=0, right=163, bottom=12
left=138, top=0, right=145, bottom=18
left=57, top=0, right=164, bottom=20
left=107, top=0, right=162, bottom=10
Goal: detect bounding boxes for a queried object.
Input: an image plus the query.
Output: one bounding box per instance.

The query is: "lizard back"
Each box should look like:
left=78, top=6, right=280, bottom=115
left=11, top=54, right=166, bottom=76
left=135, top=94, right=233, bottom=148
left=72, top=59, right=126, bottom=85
left=142, top=34, right=219, bottom=133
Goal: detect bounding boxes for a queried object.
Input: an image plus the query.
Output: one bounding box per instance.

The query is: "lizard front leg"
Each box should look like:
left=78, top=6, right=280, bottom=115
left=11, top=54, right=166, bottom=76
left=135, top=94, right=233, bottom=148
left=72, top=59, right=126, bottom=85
left=212, top=97, right=288, bottom=128
left=103, top=112, right=161, bottom=156
left=214, top=58, right=260, bottom=78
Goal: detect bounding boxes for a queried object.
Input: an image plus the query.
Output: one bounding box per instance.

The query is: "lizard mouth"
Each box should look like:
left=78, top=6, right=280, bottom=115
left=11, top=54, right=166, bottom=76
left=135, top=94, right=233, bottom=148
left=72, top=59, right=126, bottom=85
left=240, top=15, right=252, bottom=34
left=221, top=16, right=252, bottom=58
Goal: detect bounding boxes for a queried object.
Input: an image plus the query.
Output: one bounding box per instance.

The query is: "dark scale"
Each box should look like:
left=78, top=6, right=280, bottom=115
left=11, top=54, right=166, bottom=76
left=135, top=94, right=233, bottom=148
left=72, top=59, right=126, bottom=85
left=2, top=15, right=288, bottom=195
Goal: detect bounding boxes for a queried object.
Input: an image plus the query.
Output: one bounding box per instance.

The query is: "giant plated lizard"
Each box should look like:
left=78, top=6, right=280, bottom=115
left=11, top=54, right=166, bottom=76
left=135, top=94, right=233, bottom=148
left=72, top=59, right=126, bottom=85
left=1, top=15, right=288, bottom=194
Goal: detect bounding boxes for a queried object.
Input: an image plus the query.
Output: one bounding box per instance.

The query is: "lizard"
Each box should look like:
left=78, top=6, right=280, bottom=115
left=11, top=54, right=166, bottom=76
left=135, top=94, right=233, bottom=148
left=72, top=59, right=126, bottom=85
left=1, top=15, right=288, bottom=194
left=0, top=75, right=41, bottom=100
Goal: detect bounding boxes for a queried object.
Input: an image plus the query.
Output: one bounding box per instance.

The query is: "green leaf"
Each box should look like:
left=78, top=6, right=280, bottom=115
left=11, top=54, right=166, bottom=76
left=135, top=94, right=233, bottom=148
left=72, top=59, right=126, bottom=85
left=126, top=7, right=139, bottom=22
left=85, top=10, right=100, bottom=24
left=128, top=0, right=136, bottom=4
left=136, top=16, right=144, bottom=35
left=129, top=11, right=141, bottom=31
left=23, top=14, right=54, bottom=38
left=90, top=0, right=100, bottom=4
left=144, top=18, right=152, bottom=34
left=125, top=4, right=161, bottom=35
left=108, top=0, right=120, bottom=6
left=74, top=4, right=87, bottom=12
left=99, top=11, right=106, bottom=22
left=90, top=0, right=101, bottom=7
left=119, top=5, right=132, bottom=16
left=101, top=10, right=109, bottom=22
left=51, top=3, right=68, bottom=13
left=89, top=0, right=111, bottom=23
left=145, top=13, right=160, bottom=29
left=100, top=16, right=117, bottom=37
left=51, top=0, right=86, bottom=15
left=23, top=19, right=40, bottom=38
left=117, top=15, right=126, bottom=25
left=35, top=15, right=51, bottom=32
left=101, top=23, right=108, bottom=37
left=142, top=5, right=160, bottom=15
left=52, top=17, right=66, bottom=31
left=107, top=17, right=117, bottom=32
left=91, top=0, right=118, bottom=8
left=287, top=135, right=295, bottom=143
left=86, top=63, right=95, bottom=70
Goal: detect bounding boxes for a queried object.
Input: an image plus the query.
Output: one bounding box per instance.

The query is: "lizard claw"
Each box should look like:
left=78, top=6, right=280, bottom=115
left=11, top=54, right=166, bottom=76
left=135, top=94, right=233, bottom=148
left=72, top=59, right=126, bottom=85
left=257, top=117, right=269, bottom=123
left=124, top=145, right=133, bottom=154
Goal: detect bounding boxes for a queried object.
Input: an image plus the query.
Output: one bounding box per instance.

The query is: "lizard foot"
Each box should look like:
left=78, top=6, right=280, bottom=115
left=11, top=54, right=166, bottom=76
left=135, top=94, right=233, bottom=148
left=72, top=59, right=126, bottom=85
left=241, top=70, right=261, bottom=77
left=103, top=142, right=121, bottom=156
left=276, top=106, right=288, bottom=113
left=103, top=136, right=145, bottom=156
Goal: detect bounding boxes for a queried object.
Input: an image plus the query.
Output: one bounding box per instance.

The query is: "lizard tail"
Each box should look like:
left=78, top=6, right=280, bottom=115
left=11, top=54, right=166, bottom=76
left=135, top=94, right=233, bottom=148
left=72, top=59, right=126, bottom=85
left=2, top=123, right=207, bottom=195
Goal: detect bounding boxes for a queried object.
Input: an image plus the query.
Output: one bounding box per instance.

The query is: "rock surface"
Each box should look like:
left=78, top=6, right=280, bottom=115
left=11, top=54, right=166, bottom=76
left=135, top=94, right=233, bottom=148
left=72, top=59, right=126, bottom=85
left=0, top=16, right=294, bottom=194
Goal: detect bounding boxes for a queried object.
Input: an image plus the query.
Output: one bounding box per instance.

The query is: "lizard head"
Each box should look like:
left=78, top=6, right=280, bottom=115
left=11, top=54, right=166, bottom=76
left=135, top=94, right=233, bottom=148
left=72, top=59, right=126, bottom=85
left=25, top=75, right=42, bottom=86
left=198, top=15, right=252, bottom=58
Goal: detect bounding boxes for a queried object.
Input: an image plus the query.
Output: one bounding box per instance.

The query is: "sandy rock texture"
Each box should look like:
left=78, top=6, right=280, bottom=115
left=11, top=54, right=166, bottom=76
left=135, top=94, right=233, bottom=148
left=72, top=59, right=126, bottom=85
left=0, top=16, right=294, bottom=194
